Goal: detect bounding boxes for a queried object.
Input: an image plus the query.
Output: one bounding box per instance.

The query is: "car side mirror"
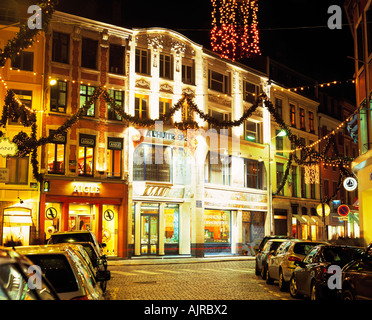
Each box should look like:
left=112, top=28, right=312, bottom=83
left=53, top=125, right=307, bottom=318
left=100, top=243, right=107, bottom=248
left=96, top=270, right=111, bottom=282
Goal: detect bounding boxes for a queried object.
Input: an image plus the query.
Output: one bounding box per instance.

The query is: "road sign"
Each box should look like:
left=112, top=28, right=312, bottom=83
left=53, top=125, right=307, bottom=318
left=317, top=203, right=330, bottom=216
left=343, top=177, right=357, bottom=192
left=45, top=207, right=57, bottom=220
left=337, top=204, right=350, bottom=217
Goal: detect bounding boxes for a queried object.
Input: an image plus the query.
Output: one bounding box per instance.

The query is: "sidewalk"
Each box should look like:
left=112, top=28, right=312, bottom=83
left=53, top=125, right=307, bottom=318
left=107, top=255, right=255, bottom=266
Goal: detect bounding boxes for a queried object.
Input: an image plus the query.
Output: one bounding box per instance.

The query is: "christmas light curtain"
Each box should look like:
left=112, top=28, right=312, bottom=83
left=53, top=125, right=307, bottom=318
left=210, top=0, right=261, bottom=61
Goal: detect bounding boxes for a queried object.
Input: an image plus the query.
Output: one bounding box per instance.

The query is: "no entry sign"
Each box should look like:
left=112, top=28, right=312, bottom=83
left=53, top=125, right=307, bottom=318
left=337, top=204, right=350, bottom=217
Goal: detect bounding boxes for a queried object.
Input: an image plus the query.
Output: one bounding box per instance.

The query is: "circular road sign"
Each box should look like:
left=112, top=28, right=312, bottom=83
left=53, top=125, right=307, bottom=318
left=317, top=203, right=330, bottom=217
left=45, top=207, right=58, bottom=220
left=343, top=177, right=358, bottom=192
left=338, top=204, right=350, bottom=217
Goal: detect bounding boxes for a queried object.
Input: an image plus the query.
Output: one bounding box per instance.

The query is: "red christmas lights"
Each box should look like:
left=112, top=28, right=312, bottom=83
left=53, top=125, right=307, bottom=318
left=210, top=0, right=261, bottom=61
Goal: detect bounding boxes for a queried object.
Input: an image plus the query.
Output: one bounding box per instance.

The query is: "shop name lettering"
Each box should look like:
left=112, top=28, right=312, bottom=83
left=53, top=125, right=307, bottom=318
left=146, top=130, right=184, bottom=141
left=73, top=184, right=100, bottom=194
left=143, top=185, right=170, bottom=197
left=144, top=304, right=227, bottom=317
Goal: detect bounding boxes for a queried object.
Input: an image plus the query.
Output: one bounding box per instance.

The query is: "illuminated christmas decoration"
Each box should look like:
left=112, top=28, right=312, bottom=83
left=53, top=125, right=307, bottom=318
left=210, top=0, right=261, bottom=61
left=304, top=165, right=320, bottom=185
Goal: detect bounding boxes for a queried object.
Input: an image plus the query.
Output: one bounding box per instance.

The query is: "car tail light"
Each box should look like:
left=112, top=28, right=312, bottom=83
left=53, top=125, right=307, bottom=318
left=71, top=295, right=89, bottom=300
left=288, top=256, right=302, bottom=262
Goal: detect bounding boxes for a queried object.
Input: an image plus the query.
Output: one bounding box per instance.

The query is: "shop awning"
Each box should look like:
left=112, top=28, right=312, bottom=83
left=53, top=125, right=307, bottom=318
left=302, top=215, right=316, bottom=225
left=311, top=215, right=324, bottom=226
left=3, top=207, right=33, bottom=227
left=293, top=214, right=307, bottom=224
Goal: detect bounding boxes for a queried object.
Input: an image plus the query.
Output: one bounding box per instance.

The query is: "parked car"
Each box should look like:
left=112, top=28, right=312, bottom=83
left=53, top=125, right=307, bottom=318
left=0, top=246, right=59, bottom=300
left=289, top=244, right=364, bottom=300
left=254, top=235, right=292, bottom=255
left=47, top=231, right=108, bottom=270
left=266, top=239, right=329, bottom=290
left=72, top=241, right=110, bottom=292
left=16, top=244, right=107, bottom=300
left=255, top=239, right=288, bottom=279
left=340, top=242, right=372, bottom=300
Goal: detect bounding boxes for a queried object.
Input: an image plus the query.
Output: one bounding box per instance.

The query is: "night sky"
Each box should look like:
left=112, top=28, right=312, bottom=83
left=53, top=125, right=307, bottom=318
left=56, top=0, right=355, bottom=99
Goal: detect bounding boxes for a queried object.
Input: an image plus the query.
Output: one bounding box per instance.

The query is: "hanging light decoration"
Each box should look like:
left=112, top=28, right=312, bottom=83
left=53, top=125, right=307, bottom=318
left=210, top=0, right=261, bottom=61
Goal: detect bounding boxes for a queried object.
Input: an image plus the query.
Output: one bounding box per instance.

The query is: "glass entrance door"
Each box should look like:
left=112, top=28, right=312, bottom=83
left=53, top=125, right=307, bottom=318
left=140, top=214, right=158, bottom=255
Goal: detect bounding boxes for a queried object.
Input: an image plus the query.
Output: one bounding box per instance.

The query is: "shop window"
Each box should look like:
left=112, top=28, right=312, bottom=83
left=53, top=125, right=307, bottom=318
left=52, top=32, right=69, bottom=64
left=159, top=53, right=173, bottom=80
left=50, top=80, right=67, bottom=113
left=107, top=137, right=123, bottom=178
left=109, top=44, right=125, bottom=75
left=108, top=89, right=124, bottom=121
left=244, top=120, right=261, bottom=143
left=133, top=144, right=172, bottom=182
left=9, top=90, right=32, bottom=125
left=205, top=151, right=231, bottom=186
left=182, top=58, right=195, bottom=85
left=102, top=205, right=118, bottom=256
left=81, top=37, right=98, bottom=69
left=204, top=210, right=231, bottom=243
left=135, top=48, right=150, bottom=75
left=44, top=203, right=61, bottom=240
left=135, top=94, right=149, bottom=119
left=47, top=130, right=66, bottom=175
left=78, top=134, right=95, bottom=177
left=164, top=204, right=179, bottom=254
left=11, top=51, right=33, bottom=71
left=69, top=203, right=96, bottom=232
left=80, top=85, right=96, bottom=117
left=6, top=157, right=28, bottom=185
left=2, top=207, right=32, bottom=246
left=244, top=159, right=263, bottom=189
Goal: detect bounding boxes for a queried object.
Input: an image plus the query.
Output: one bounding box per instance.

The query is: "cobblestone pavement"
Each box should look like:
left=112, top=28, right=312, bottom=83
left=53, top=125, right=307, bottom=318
left=104, top=260, right=296, bottom=300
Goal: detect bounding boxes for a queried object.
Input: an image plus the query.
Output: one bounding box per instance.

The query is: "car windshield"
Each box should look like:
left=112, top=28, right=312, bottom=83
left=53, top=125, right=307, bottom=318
left=48, top=234, right=92, bottom=244
left=293, top=243, right=324, bottom=255
left=25, top=254, right=78, bottom=293
left=322, top=247, right=364, bottom=263
left=270, top=241, right=285, bottom=252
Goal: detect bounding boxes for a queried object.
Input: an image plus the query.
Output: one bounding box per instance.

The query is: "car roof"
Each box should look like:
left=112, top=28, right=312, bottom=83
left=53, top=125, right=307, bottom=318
left=50, top=231, right=93, bottom=235
left=14, top=244, right=80, bottom=255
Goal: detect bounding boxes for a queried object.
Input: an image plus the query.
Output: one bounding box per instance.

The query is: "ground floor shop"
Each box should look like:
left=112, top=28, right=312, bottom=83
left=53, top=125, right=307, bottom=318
left=40, top=179, right=128, bottom=257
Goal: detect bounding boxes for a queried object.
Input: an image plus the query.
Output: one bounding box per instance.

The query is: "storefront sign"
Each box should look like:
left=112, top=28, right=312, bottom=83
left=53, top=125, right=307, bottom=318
left=0, top=168, right=9, bottom=183
left=79, top=134, right=96, bottom=147
left=146, top=130, right=184, bottom=141
left=104, top=209, right=115, bottom=221
left=0, top=138, right=18, bottom=157
left=45, top=207, right=58, bottom=220
left=72, top=182, right=100, bottom=194
left=108, top=137, right=123, bottom=150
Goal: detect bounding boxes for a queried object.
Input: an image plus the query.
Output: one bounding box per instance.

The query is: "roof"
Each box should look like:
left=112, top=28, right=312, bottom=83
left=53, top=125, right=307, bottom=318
left=14, top=244, right=76, bottom=256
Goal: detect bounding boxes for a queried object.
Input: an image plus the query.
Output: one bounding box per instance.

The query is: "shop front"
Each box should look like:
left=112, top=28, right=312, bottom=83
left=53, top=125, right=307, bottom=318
left=40, top=179, right=128, bottom=257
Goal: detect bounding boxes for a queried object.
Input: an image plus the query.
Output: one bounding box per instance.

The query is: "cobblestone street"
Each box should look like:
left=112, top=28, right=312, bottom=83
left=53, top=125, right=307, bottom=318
left=105, top=259, right=296, bottom=300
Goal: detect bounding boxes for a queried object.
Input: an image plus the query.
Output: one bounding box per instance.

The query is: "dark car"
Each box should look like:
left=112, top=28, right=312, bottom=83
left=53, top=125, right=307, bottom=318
left=255, top=239, right=288, bottom=279
left=47, top=231, right=108, bottom=270
left=254, top=235, right=292, bottom=255
left=289, top=244, right=364, bottom=300
left=340, top=242, right=372, bottom=300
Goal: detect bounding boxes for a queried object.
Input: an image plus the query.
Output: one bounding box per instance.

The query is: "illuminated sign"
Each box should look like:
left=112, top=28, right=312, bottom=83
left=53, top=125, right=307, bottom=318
left=146, top=130, right=184, bottom=141
left=72, top=183, right=100, bottom=194
left=0, top=138, right=18, bottom=157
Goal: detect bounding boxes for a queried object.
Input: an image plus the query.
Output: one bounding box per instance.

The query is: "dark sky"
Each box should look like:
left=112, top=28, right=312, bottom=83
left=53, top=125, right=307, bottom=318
left=56, top=0, right=355, bottom=91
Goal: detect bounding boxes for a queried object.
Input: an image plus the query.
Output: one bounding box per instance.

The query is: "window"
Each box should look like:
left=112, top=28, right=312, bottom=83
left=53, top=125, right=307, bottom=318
left=205, top=151, right=231, bottom=186
left=368, top=9, right=372, bottom=56
left=299, top=108, right=305, bottom=130
left=9, top=90, right=32, bottom=124
left=80, top=85, right=95, bottom=117
left=208, top=109, right=231, bottom=135
left=208, top=70, right=230, bottom=94
left=309, top=111, right=314, bottom=133
left=50, top=80, right=67, bottom=113
left=108, top=89, right=124, bottom=121
left=135, top=95, right=148, bottom=119
left=109, top=44, right=125, bottom=75
left=275, top=98, right=283, bottom=119
left=291, top=166, right=297, bottom=197
left=107, top=137, right=123, bottom=178
left=78, top=134, right=95, bottom=176
left=52, top=32, right=69, bottom=64
left=276, top=129, right=284, bottom=156
left=204, top=210, right=231, bottom=244
left=357, top=23, right=364, bottom=70
left=244, top=159, right=264, bottom=189
left=133, top=144, right=172, bottom=182
left=81, top=37, right=98, bottom=69
left=276, top=163, right=284, bottom=196
left=182, top=58, right=195, bottom=85
left=244, top=120, right=261, bottom=143
left=243, top=81, right=259, bottom=103
left=11, top=51, right=33, bottom=71
left=159, top=98, right=172, bottom=125
left=135, top=49, right=150, bottom=75
left=290, top=104, right=296, bottom=127
left=159, top=53, right=173, bottom=79
left=47, top=130, right=66, bottom=175
left=6, top=157, right=29, bottom=184
left=301, top=167, right=307, bottom=198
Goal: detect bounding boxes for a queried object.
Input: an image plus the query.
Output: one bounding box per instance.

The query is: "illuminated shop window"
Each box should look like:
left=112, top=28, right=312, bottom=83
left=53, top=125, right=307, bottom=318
left=204, top=210, right=231, bottom=243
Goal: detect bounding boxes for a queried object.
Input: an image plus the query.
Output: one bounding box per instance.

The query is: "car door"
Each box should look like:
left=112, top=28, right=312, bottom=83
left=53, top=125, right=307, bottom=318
left=353, top=258, right=372, bottom=299
left=295, top=247, right=320, bottom=295
left=269, top=241, right=290, bottom=280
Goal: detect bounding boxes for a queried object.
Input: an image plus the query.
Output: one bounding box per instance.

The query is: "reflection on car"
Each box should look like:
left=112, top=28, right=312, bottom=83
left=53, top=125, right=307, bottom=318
left=16, top=244, right=105, bottom=300
left=289, top=244, right=364, bottom=300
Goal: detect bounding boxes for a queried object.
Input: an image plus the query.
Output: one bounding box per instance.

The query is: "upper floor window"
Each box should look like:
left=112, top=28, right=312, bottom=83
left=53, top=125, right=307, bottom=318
left=81, top=37, right=98, bottom=69
left=204, top=151, right=231, bottom=186
left=309, top=111, right=315, bottom=133
left=243, top=81, right=259, bottom=104
left=208, top=70, right=230, bottom=94
left=208, top=109, right=231, bottom=135
left=52, top=32, right=69, bottom=64
left=135, top=49, right=150, bottom=75
left=159, top=98, right=172, bottom=125
left=47, top=130, right=66, bottom=175
left=159, top=53, right=173, bottom=80
left=107, top=137, right=123, bottom=178
left=182, top=58, right=195, bottom=85
left=244, top=120, right=261, bottom=143
left=80, top=85, right=95, bottom=117
left=290, top=104, right=296, bottom=127
left=109, top=44, right=125, bottom=75
left=135, top=94, right=149, bottom=119
left=6, top=156, right=29, bottom=185
left=276, top=163, right=284, bottom=196
left=299, top=108, right=305, bottom=130
left=78, top=134, right=95, bottom=177
left=244, top=159, right=264, bottom=189
left=50, top=80, right=67, bottom=113
left=108, top=89, right=124, bottom=121
left=275, top=98, right=283, bottom=119
left=9, top=90, right=32, bottom=125
left=11, top=51, right=33, bottom=71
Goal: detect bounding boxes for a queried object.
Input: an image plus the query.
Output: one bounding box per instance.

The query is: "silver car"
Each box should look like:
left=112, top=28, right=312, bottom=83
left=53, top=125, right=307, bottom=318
left=266, top=239, right=329, bottom=291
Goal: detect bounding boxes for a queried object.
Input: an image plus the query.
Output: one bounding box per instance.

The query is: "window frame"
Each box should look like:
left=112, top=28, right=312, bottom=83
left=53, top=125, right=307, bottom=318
left=135, top=94, right=149, bottom=119
left=78, top=134, right=96, bottom=177
left=47, top=130, right=67, bottom=175
left=135, top=48, right=151, bottom=75
left=208, top=70, right=231, bottom=94
left=109, top=44, right=125, bottom=75
left=159, top=53, right=173, bottom=80
left=11, top=51, right=34, bottom=72
left=81, top=37, right=98, bottom=70
left=107, top=137, right=123, bottom=178
left=50, top=80, right=68, bottom=113
left=52, top=31, right=70, bottom=64
left=80, top=85, right=96, bottom=117
left=108, top=89, right=124, bottom=121
left=6, top=156, right=29, bottom=185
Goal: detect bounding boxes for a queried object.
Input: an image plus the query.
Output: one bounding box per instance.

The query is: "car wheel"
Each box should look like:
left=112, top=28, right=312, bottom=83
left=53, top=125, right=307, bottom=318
left=266, top=268, right=274, bottom=284
left=278, top=269, right=288, bottom=291
left=289, top=275, right=302, bottom=299
left=342, top=289, right=354, bottom=300
left=310, top=281, right=319, bottom=300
